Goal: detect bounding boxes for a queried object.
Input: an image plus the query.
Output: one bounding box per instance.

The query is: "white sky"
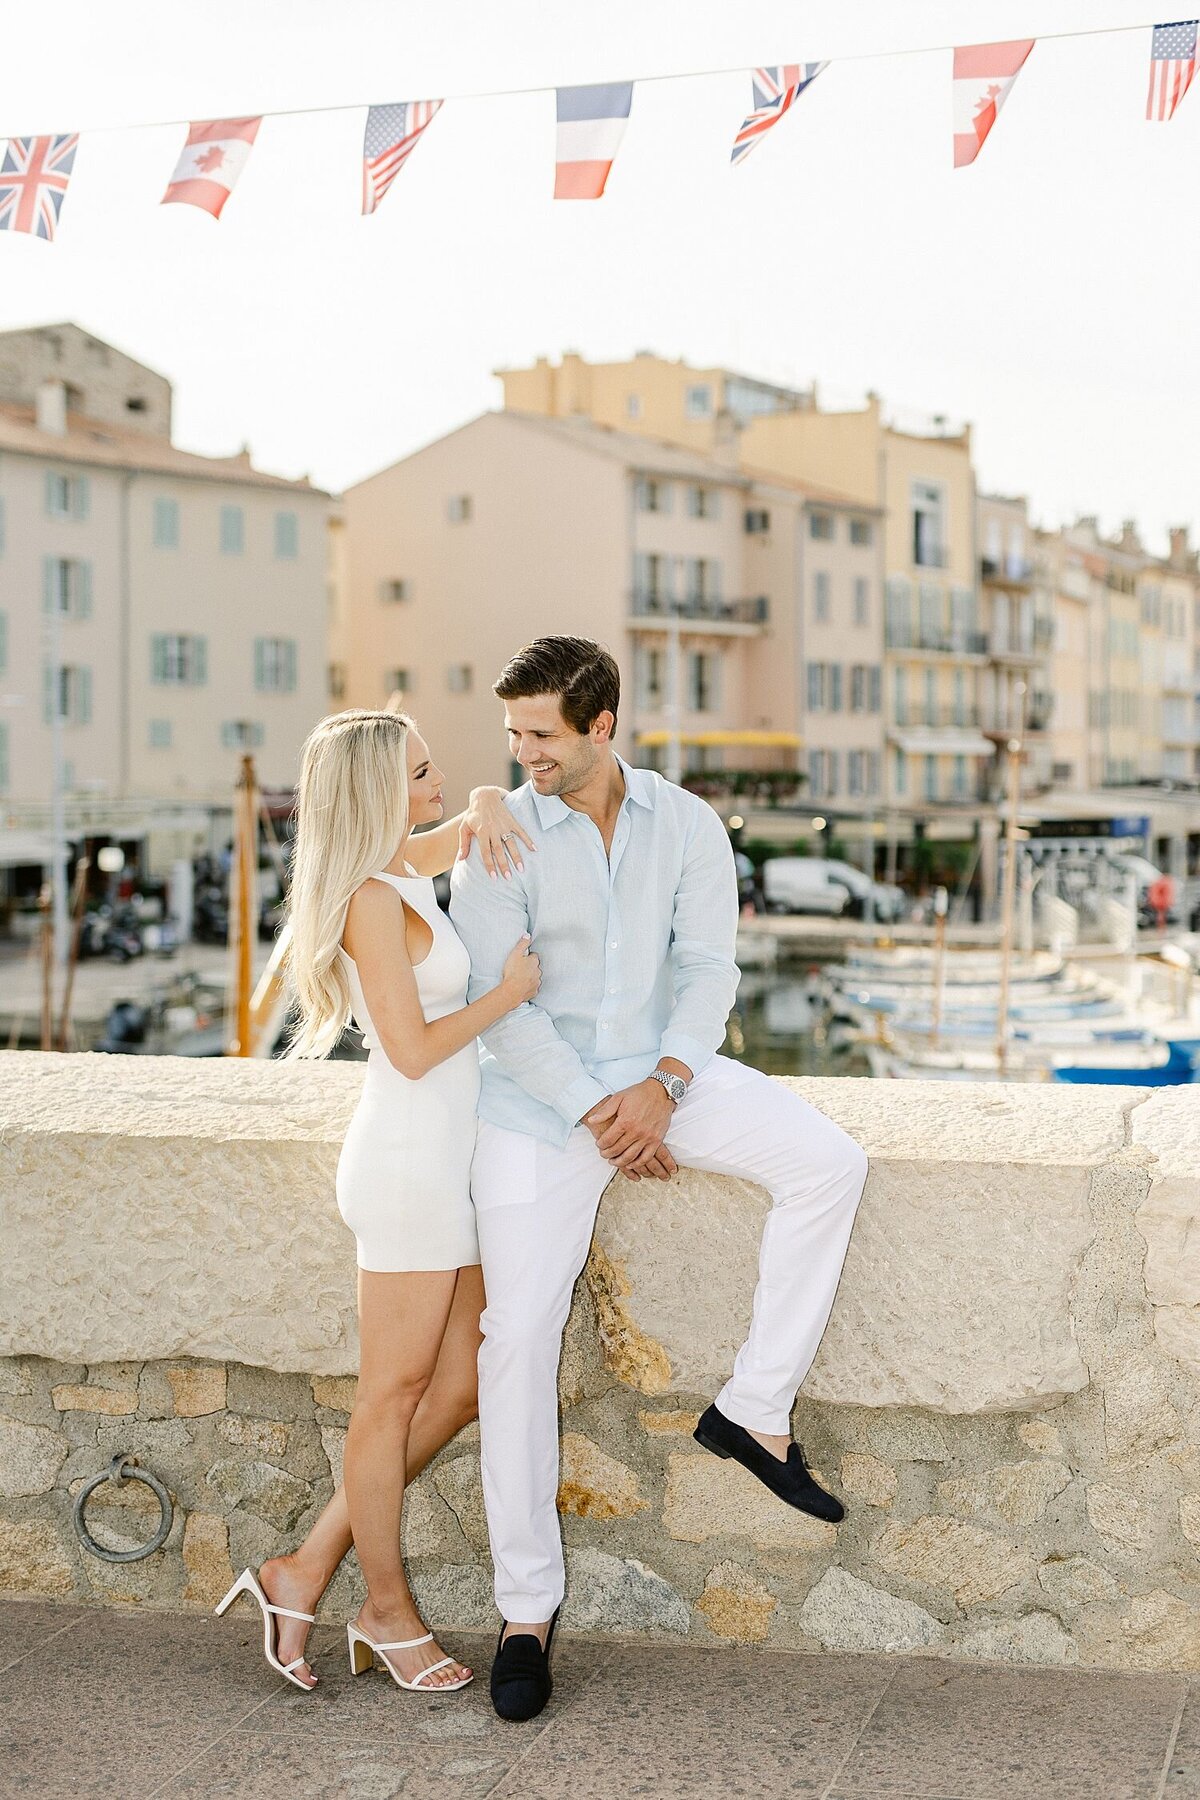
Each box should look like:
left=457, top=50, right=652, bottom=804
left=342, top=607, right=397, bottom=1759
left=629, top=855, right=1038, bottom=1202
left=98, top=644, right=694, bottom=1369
left=0, top=2, right=1192, bottom=549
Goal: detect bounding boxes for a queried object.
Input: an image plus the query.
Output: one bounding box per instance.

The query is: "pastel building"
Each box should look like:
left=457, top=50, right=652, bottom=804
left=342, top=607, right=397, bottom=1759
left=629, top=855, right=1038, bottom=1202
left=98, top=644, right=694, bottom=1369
left=0, top=324, right=330, bottom=875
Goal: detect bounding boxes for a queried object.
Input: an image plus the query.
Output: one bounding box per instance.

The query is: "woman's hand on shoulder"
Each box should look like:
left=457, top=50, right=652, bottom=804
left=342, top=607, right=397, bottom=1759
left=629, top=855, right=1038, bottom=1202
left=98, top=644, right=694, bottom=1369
left=458, top=788, right=537, bottom=881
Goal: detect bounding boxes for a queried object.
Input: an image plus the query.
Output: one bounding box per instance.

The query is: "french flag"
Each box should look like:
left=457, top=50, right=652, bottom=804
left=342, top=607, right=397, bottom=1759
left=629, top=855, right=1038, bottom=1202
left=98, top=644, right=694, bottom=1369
left=554, top=83, right=633, bottom=199
left=162, top=118, right=262, bottom=218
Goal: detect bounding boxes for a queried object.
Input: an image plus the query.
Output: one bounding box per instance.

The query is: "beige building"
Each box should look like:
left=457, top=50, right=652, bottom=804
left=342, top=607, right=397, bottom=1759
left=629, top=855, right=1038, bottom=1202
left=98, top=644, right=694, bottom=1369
left=338, top=409, right=886, bottom=822
left=976, top=493, right=1054, bottom=789
left=0, top=325, right=330, bottom=875
left=502, top=355, right=998, bottom=856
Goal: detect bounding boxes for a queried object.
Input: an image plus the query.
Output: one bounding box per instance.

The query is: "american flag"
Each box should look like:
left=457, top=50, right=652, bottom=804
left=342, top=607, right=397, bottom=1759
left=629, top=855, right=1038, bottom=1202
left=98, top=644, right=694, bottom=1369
left=362, top=101, right=442, bottom=214
left=0, top=135, right=78, bottom=241
left=1147, top=20, right=1198, bottom=120
left=731, top=65, right=826, bottom=166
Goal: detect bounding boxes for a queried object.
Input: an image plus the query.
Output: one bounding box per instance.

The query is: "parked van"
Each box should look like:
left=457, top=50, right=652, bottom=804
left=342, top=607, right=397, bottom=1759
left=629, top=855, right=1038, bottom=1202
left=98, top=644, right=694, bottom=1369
left=762, top=857, right=905, bottom=922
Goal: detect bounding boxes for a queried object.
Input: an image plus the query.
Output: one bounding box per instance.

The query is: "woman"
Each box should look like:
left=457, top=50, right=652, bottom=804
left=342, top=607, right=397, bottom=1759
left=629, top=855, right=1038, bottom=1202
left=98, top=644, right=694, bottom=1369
left=216, top=708, right=538, bottom=1694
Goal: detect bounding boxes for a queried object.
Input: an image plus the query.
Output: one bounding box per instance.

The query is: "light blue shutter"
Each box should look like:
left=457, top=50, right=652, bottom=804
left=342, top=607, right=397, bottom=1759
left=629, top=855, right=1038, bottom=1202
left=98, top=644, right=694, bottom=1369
left=78, top=562, right=93, bottom=620
left=42, top=662, right=55, bottom=724
left=151, top=634, right=167, bottom=683
left=193, top=637, right=208, bottom=685
left=253, top=639, right=265, bottom=690
left=284, top=641, right=297, bottom=692
left=42, top=555, right=56, bottom=614
left=72, top=475, right=89, bottom=521
left=77, top=668, right=92, bottom=725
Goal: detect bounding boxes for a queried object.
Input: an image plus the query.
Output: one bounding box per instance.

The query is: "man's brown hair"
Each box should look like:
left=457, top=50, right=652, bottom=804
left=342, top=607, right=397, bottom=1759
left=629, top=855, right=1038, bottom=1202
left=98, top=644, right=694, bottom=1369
left=493, top=636, right=620, bottom=738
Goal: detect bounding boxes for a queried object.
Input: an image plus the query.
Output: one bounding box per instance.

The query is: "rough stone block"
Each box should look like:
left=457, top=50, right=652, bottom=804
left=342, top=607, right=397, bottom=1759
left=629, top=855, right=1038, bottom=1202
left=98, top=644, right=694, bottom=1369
left=557, top=1434, right=647, bottom=1520
left=182, top=1511, right=236, bottom=1607
left=206, top=1459, right=314, bottom=1533
left=226, top=1365, right=315, bottom=1422
left=1037, top=1555, right=1123, bottom=1613
left=166, top=1365, right=227, bottom=1418
left=432, top=1454, right=490, bottom=1555
left=958, top=1612, right=1078, bottom=1666
left=1123, top=1589, right=1200, bottom=1670
left=0, top=1360, right=32, bottom=1397
left=1086, top=1484, right=1149, bottom=1558
left=638, top=1410, right=700, bottom=1436
left=840, top=1453, right=897, bottom=1509
left=799, top=1567, right=943, bottom=1654
left=0, top=1415, right=68, bottom=1497
left=320, top=1426, right=346, bottom=1491
left=1102, top=1357, right=1183, bottom=1463
left=872, top=1515, right=1033, bottom=1608
left=311, top=1376, right=356, bottom=1413
left=936, top=1460, right=1072, bottom=1528
left=562, top=1548, right=689, bottom=1635
left=0, top=1516, right=76, bottom=1596
left=51, top=1385, right=137, bottom=1416
left=1179, top=1494, right=1200, bottom=1552
left=696, top=1561, right=778, bottom=1643
left=219, top=1414, right=290, bottom=1458
left=1017, top=1418, right=1065, bottom=1457
left=663, top=1453, right=837, bottom=1551
left=1151, top=1307, right=1200, bottom=1386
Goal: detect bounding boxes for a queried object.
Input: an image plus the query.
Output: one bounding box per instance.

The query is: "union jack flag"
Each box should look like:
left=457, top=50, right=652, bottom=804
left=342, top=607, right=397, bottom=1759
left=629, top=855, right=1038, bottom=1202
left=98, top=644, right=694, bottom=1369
left=0, top=135, right=78, bottom=241
left=731, top=64, right=826, bottom=166
left=362, top=101, right=443, bottom=214
left=1147, top=20, right=1198, bottom=120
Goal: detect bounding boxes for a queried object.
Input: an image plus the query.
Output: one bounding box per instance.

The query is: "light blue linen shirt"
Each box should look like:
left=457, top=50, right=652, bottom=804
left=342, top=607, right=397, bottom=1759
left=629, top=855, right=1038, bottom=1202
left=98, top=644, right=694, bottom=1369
left=448, top=757, right=740, bottom=1148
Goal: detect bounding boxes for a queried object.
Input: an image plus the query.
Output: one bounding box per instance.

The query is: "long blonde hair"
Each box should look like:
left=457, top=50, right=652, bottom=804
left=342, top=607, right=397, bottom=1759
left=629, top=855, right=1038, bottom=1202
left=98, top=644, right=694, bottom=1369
left=285, top=708, right=415, bottom=1058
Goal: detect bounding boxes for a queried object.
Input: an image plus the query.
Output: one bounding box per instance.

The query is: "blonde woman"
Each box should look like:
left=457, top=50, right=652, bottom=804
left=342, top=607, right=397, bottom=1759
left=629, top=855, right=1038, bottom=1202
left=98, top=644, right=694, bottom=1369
left=216, top=709, right=539, bottom=1696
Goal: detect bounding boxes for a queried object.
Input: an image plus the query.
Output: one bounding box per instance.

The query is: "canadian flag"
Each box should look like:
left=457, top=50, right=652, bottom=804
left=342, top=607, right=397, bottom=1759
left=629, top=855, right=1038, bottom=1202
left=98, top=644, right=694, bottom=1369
left=952, top=41, right=1035, bottom=168
left=162, top=118, right=262, bottom=218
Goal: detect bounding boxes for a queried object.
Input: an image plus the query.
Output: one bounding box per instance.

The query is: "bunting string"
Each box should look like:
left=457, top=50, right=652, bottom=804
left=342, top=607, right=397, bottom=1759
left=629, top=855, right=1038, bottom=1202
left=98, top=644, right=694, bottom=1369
left=0, top=15, right=1192, bottom=242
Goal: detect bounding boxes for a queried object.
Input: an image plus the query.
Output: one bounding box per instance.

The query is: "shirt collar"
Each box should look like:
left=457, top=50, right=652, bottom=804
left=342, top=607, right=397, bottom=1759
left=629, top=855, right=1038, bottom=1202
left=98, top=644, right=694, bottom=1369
left=528, top=754, right=657, bottom=829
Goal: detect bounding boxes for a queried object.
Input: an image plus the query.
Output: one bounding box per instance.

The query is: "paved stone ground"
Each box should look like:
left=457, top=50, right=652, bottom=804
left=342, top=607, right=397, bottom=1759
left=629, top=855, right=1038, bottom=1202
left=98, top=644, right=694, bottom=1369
left=3, top=1601, right=1200, bottom=1799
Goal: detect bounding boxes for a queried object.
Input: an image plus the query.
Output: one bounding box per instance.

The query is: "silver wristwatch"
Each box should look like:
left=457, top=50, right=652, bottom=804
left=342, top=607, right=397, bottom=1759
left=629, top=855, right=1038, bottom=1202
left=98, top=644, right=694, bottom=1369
left=649, top=1069, right=688, bottom=1105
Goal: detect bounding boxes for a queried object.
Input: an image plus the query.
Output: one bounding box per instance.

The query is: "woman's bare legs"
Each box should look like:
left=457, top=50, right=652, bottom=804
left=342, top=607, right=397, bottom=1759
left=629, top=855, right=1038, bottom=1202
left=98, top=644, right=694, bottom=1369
left=260, top=1263, right=485, bottom=1686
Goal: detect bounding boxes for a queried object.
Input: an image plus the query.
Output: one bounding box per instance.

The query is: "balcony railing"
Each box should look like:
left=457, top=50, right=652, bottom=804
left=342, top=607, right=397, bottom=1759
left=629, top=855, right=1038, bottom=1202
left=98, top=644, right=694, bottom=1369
left=894, top=706, right=981, bottom=729
left=980, top=555, right=1035, bottom=585
left=630, top=592, right=769, bottom=625
left=886, top=625, right=990, bottom=655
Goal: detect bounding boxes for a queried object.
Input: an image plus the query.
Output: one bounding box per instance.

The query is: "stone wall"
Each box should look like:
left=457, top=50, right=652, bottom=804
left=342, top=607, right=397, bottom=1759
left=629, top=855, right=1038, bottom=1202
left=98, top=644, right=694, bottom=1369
left=4, top=1053, right=1200, bottom=1670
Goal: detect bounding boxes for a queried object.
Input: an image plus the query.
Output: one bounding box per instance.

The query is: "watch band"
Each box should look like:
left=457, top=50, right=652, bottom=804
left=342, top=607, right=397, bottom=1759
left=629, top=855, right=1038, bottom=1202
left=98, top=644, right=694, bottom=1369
left=649, top=1069, right=688, bottom=1104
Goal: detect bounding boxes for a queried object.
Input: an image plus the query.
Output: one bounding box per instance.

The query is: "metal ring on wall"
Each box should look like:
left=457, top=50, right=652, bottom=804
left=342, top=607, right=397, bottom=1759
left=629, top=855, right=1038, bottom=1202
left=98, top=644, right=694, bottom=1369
left=72, top=1454, right=174, bottom=1564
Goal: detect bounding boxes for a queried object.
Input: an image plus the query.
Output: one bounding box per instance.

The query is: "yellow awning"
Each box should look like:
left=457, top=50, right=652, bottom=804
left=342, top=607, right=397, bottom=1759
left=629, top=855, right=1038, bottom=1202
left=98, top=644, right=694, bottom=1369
left=635, top=729, right=802, bottom=749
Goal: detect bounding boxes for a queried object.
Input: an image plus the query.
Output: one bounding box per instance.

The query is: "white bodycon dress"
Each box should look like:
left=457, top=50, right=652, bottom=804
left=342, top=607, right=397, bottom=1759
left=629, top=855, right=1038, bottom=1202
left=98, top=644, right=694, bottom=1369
left=335, top=869, right=481, bottom=1272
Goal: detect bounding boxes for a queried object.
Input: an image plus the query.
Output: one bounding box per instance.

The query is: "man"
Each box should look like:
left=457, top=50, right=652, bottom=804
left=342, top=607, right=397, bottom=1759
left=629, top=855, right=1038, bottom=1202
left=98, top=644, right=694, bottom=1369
left=449, top=636, right=868, bottom=1722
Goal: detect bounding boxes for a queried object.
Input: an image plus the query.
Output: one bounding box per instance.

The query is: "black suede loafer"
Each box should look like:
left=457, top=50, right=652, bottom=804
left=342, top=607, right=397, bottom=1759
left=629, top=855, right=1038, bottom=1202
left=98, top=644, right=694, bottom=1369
left=694, top=1403, right=845, bottom=1523
left=490, top=1609, right=558, bottom=1722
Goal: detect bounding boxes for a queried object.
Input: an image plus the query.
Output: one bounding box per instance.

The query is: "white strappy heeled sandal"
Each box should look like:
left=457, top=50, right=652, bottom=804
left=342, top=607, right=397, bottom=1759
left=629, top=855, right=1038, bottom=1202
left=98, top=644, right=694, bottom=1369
left=214, top=1567, right=318, bottom=1691
left=347, top=1620, right=474, bottom=1692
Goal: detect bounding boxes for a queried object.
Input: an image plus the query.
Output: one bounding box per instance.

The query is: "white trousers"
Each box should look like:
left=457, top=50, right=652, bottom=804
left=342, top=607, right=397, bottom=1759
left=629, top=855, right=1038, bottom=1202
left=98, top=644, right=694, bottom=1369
left=471, top=1055, right=869, bottom=1622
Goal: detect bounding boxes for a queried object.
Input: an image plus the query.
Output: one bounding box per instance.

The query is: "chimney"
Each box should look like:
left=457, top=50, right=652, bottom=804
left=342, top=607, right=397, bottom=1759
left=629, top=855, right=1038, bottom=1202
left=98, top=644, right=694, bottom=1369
left=35, top=379, right=68, bottom=436
left=1169, top=526, right=1192, bottom=566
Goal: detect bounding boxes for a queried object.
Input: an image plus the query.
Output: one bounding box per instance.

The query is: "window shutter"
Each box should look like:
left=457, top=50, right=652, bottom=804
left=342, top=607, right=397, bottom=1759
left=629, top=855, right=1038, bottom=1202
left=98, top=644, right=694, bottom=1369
left=72, top=476, right=89, bottom=522
left=151, top=634, right=167, bottom=683
left=254, top=639, right=265, bottom=690
left=42, top=555, right=56, bottom=614
left=78, top=562, right=93, bottom=620
left=78, top=667, right=92, bottom=725
left=285, top=641, right=297, bottom=692
left=45, top=472, right=57, bottom=516
left=193, top=637, right=208, bottom=685
left=42, top=662, right=55, bottom=724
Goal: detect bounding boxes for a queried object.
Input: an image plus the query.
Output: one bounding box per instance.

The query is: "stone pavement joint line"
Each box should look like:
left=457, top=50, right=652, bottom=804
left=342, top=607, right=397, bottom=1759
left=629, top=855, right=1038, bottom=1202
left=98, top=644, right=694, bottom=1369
left=3, top=1599, right=1199, bottom=1799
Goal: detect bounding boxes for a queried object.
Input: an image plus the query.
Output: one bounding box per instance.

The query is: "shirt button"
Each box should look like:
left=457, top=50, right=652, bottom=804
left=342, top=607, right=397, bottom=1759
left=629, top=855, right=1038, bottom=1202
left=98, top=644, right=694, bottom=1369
left=610, top=941, right=619, bottom=949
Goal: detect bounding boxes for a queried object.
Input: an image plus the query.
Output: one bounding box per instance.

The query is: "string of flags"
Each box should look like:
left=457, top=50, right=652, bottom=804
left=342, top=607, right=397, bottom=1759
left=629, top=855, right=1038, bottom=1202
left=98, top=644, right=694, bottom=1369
left=0, top=19, right=1196, bottom=243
